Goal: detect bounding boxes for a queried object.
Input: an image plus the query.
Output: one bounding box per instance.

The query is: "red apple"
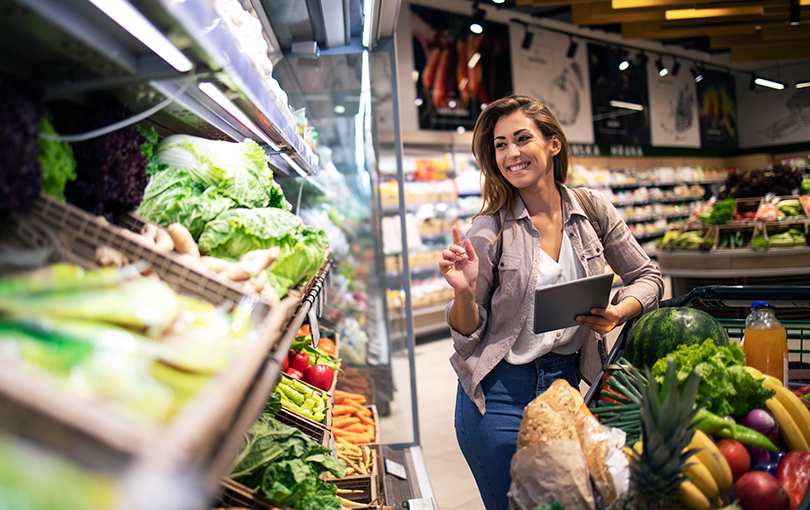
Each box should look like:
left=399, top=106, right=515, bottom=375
left=290, top=350, right=310, bottom=372
left=718, top=438, right=751, bottom=482
left=735, top=471, right=790, bottom=510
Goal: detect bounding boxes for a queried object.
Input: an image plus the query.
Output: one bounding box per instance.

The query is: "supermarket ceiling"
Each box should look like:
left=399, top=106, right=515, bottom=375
left=464, top=0, right=810, bottom=63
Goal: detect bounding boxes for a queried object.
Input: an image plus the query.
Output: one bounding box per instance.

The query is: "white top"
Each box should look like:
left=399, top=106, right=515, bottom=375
left=505, top=231, right=589, bottom=364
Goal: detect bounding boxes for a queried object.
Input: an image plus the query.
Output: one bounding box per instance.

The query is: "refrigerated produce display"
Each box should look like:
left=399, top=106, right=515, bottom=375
left=0, top=1, right=430, bottom=509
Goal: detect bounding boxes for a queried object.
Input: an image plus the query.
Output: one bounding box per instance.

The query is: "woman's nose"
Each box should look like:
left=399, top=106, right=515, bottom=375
left=508, top=144, right=520, bottom=158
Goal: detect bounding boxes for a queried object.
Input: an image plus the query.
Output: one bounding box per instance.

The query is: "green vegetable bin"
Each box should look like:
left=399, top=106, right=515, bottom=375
left=583, top=284, right=810, bottom=510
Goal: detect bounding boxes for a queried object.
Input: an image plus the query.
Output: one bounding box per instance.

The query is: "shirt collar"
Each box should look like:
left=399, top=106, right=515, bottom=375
left=512, top=183, right=588, bottom=224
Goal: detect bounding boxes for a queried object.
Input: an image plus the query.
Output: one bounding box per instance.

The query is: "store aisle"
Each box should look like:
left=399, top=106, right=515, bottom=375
left=414, top=337, right=485, bottom=510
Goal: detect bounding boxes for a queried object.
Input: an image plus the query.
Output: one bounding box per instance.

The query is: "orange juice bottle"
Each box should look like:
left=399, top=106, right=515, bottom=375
left=742, top=301, right=788, bottom=384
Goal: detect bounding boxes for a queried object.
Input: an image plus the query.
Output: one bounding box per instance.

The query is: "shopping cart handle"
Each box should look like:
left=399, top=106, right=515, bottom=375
left=661, top=285, right=810, bottom=309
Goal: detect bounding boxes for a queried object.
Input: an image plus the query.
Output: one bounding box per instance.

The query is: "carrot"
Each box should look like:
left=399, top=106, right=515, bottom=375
left=357, top=413, right=375, bottom=426
left=333, top=416, right=360, bottom=427
left=332, top=428, right=374, bottom=443
left=343, top=423, right=366, bottom=434
left=333, top=405, right=357, bottom=416
left=347, top=401, right=372, bottom=415
left=335, top=390, right=366, bottom=403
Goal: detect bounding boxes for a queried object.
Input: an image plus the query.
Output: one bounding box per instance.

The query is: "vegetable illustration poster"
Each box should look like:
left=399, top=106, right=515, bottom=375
left=411, top=5, right=512, bottom=131
left=647, top=57, right=700, bottom=147
left=697, top=70, right=738, bottom=150
left=588, top=44, right=651, bottom=146
left=509, top=25, right=594, bottom=143
left=737, top=65, right=810, bottom=148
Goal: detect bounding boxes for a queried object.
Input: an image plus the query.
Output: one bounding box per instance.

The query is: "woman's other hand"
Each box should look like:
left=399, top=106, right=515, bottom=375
left=440, top=226, right=478, bottom=295
left=575, top=296, right=642, bottom=335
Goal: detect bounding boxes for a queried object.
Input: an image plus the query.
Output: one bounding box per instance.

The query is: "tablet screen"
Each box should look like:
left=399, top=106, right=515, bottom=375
left=533, top=272, right=614, bottom=334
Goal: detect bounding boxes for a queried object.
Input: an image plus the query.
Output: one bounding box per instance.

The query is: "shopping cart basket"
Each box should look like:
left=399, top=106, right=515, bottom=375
left=583, top=285, right=810, bottom=509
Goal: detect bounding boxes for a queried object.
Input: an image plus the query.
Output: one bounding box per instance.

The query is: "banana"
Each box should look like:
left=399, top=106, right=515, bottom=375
left=744, top=366, right=764, bottom=379
left=765, top=396, right=810, bottom=452
left=681, top=449, right=720, bottom=500
left=677, top=479, right=712, bottom=510
left=688, top=430, right=733, bottom=497
left=762, top=379, right=810, bottom=447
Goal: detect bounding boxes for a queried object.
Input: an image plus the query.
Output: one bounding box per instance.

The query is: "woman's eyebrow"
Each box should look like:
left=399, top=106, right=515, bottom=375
left=493, top=128, right=528, bottom=141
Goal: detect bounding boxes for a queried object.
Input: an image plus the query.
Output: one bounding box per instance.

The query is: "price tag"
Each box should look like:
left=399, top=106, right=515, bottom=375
left=408, top=499, right=437, bottom=510
left=308, top=307, right=320, bottom=348
left=385, top=458, right=407, bottom=479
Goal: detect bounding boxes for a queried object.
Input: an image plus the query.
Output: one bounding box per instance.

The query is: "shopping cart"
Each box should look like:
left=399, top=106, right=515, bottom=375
left=583, top=285, right=810, bottom=509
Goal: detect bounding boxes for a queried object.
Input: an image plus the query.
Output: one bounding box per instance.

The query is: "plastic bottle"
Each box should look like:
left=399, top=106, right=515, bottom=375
left=742, top=301, right=789, bottom=384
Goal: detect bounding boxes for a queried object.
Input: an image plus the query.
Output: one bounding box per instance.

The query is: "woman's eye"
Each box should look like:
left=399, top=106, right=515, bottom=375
left=494, top=142, right=505, bottom=149
left=518, top=135, right=531, bottom=142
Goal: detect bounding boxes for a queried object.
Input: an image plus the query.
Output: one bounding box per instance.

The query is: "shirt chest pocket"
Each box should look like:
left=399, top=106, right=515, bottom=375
left=578, top=240, right=606, bottom=275
left=497, top=254, right=522, bottom=294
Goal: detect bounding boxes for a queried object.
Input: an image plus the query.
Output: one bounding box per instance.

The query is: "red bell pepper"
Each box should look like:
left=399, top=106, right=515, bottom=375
left=776, top=450, right=810, bottom=509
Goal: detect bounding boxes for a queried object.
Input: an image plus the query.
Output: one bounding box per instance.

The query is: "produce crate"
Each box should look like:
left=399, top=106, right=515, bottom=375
left=583, top=285, right=810, bottom=510
left=326, top=444, right=381, bottom=507
left=10, top=193, right=271, bottom=316
left=217, top=477, right=292, bottom=510
left=275, top=406, right=331, bottom=448
left=762, top=220, right=809, bottom=248
left=715, top=224, right=756, bottom=250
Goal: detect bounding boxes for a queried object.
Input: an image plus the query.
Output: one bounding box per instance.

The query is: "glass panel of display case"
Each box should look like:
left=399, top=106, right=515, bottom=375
left=272, top=49, right=416, bottom=446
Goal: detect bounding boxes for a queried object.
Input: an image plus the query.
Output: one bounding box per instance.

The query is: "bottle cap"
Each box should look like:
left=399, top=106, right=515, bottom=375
left=751, top=300, right=771, bottom=310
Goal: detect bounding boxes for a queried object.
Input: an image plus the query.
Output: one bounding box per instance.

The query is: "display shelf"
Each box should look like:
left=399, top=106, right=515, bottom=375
left=624, top=212, right=691, bottom=224
left=605, top=179, right=725, bottom=190
left=613, top=195, right=703, bottom=207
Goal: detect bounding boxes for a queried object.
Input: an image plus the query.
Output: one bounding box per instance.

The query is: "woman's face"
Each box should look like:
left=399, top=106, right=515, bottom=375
left=492, top=110, right=560, bottom=191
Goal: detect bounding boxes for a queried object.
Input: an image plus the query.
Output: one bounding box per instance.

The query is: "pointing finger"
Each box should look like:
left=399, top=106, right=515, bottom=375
left=464, top=238, right=476, bottom=262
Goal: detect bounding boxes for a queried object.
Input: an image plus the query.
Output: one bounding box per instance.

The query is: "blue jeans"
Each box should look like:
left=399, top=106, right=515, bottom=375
left=454, top=353, right=578, bottom=510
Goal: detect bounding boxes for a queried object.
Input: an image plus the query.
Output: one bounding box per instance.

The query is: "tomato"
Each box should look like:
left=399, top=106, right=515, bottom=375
left=776, top=451, right=810, bottom=509
left=317, top=338, right=336, bottom=356
left=718, top=438, right=751, bottom=482
left=303, top=363, right=334, bottom=391
left=297, top=324, right=311, bottom=337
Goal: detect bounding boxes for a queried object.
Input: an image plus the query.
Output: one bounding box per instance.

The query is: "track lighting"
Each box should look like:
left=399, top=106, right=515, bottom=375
left=618, top=49, right=629, bottom=71
left=522, top=25, right=534, bottom=50
left=671, top=58, right=681, bottom=76
left=797, top=80, right=810, bottom=89
left=755, top=77, right=786, bottom=90
left=750, top=73, right=757, bottom=91
left=566, top=37, right=578, bottom=58
left=690, top=66, right=704, bottom=83
left=656, top=56, right=668, bottom=77
left=470, top=3, right=485, bottom=34
left=790, top=0, right=800, bottom=25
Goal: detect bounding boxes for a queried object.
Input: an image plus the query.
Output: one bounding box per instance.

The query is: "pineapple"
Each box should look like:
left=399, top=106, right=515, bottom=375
left=609, top=358, right=703, bottom=510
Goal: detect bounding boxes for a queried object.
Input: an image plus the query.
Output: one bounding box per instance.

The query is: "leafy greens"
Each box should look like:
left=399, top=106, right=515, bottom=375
left=651, top=338, right=775, bottom=417
left=38, top=113, right=76, bottom=200
left=230, top=411, right=345, bottom=510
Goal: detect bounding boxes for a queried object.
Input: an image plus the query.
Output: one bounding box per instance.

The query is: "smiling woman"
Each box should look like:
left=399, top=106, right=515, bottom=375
left=438, top=94, right=664, bottom=510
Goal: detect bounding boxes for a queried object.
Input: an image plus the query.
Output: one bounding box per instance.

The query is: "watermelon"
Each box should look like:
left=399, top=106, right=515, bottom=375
left=623, top=307, right=729, bottom=369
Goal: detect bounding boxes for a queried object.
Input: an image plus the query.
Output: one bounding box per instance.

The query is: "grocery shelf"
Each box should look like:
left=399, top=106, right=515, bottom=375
left=605, top=179, right=725, bottom=190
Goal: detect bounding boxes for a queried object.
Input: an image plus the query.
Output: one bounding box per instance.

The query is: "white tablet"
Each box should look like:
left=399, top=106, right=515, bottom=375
left=533, top=272, right=614, bottom=334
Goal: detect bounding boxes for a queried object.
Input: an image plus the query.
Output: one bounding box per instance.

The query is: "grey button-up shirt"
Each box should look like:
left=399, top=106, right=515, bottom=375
left=446, top=183, right=664, bottom=414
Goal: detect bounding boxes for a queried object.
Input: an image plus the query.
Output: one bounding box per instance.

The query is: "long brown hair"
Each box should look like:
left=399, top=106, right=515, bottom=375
left=471, top=95, right=571, bottom=228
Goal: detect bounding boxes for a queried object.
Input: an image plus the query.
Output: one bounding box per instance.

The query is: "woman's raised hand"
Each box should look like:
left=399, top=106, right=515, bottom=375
left=439, top=226, right=478, bottom=294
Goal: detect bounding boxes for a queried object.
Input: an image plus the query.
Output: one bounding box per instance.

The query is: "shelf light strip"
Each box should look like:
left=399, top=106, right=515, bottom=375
left=610, top=100, right=644, bottom=111
left=198, top=82, right=278, bottom=149
left=88, top=0, right=193, bottom=72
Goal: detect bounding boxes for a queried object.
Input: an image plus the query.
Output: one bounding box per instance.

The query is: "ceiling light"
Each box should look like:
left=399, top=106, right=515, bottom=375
left=522, top=25, right=534, bottom=50
left=492, top=0, right=505, bottom=4
left=457, top=126, right=466, bottom=133
left=665, top=6, right=765, bottom=20
left=755, top=77, right=786, bottom=90
left=671, top=59, right=681, bottom=76
left=467, top=52, right=481, bottom=69
left=470, top=4, right=485, bottom=34
left=415, top=98, right=424, bottom=106
left=790, top=0, right=800, bottom=25
left=610, top=100, right=644, bottom=111
left=619, top=59, right=630, bottom=71
left=333, top=105, right=346, bottom=114
left=796, top=80, right=810, bottom=88
left=198, top=82, right=276, bottom=147
left=656, top=56, right=668, bottom=77
left=690, top=66, right=704, bottom=83
left=566, top=37, right=578, bottom=58
left=87, top=0, right=193, bottom=72
left=750, top=74, right=757, bottom=90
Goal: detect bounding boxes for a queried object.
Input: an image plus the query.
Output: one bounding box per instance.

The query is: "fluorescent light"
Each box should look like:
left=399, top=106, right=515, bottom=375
left=88, top=0, right=193, bottom=72
left=755, top=77, right=785, bottom=90
left=468, top=52, right=481, bottom=69
left=619, top=60, right=630, bottom=71
left=610, top=100, right=644, bottom=111
left=362, top=0, right=374, bottom=47
left=198, top=82, right=277, bottom=147
left=281, top=153, right=308, bottom=178
left=665, top=6, right=764, bottom=20
left=796, top=81, right=810, bottom=88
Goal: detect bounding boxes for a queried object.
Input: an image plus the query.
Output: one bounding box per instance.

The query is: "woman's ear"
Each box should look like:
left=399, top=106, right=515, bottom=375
left=550, top=135, right=562, bottom=156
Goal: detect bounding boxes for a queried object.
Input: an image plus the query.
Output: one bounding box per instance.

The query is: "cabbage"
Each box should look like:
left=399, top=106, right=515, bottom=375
left=197, top=208, right=328, bottom=297
left=157, top=134, right=290, bottom=210
left=137, top=167, right=235, bottom=238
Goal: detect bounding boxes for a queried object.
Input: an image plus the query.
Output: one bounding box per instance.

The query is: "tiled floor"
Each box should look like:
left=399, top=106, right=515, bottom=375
left=412, top=277, right=672, bottom=510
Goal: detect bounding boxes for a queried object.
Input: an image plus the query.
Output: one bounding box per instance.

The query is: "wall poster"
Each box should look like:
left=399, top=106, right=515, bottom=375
left=410, top=4, right=512, bottom=131
left=697, top=69, right=738, bottom=150
left=588, top=44, right=651, bottom=146
left=509, top=24, right=594, bottom=143
left=737, top=64, right=810, bottom=148
left=647, top=56, right=700, bottom=147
